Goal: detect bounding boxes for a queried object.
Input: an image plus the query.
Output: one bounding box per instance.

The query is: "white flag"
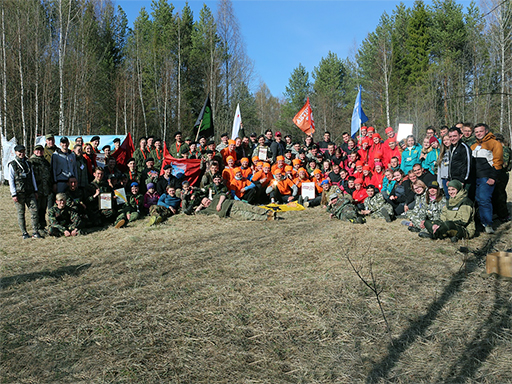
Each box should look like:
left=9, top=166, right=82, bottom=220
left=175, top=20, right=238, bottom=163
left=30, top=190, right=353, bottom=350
left=231, top=104, right=242, bottom=140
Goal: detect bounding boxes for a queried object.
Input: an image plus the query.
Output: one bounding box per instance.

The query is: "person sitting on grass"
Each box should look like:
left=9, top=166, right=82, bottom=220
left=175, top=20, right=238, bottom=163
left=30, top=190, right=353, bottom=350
left=360, top=184, right=394, bottom=222
left=143, top=182, right=160, bottom=213
left=114, top=182, right=145, bottom=228
left=148, top=185, right=181, bottom=225
left=401, top=180, right=428, bottom=232
left=421, top=179, right=475, bottom=242
left=48, top=193, right=81, bottom=237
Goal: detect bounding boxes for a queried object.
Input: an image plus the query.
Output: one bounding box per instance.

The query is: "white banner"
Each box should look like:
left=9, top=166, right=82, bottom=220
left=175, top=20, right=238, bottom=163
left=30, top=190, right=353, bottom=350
left=1, top=134, right=17, bottom=182
left=231, top=104, right=242, bottom=140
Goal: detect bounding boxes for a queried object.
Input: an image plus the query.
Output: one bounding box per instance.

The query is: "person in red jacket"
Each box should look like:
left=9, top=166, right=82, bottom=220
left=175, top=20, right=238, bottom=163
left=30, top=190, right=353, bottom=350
left=352, top=177, right=368, bottom=209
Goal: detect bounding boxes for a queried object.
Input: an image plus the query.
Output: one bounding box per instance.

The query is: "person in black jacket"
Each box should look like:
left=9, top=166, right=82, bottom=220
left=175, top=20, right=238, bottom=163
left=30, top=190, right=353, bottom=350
left=448, top=127, right=471, bottom=185
left=156, top=165, right=180, bottom=196
left=386, top=169, right=416, bottom=216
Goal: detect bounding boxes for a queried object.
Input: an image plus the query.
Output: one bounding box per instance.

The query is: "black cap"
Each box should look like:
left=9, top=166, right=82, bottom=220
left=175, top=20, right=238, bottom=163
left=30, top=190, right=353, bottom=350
left=91, top=135, right=100, bottom=142
left=34, top=145, right=44, bottom=151
left=163, top=164, right=172, bottom=170
left=60, top=136, right=69, bottom=143
left=14, top=144, right=26, bottom=152
left=250, top=132, right=257, bottom=137
left=221, top=133, right=228, bottom=138
left=113, top=138, right=121, bottom=143
left=146, top=157, right=155, bottom=163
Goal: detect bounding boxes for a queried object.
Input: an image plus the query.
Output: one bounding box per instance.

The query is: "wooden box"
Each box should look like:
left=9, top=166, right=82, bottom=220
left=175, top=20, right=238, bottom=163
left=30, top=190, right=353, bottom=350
left=486, top=252, right=512, bottom=278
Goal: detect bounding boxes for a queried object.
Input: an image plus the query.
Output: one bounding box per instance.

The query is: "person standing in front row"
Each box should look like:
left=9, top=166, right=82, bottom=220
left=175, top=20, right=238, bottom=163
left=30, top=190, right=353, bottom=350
left=7, top=145, right=41, bottom=239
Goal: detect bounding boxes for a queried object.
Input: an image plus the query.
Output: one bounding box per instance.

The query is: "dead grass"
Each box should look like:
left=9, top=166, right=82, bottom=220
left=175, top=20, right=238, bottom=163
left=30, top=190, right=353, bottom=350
left=1, top=183, right=512, bottom=383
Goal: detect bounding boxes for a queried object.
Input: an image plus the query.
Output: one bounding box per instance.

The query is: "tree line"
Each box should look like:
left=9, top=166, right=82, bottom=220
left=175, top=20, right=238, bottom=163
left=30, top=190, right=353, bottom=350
left=1, top=0, right=512, bottom=152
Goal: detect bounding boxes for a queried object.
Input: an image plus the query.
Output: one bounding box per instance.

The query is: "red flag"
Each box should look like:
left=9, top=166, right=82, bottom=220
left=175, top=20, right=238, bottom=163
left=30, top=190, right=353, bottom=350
left=161, top=142, right=202, bottom=186
left=293, top=97, right=315, bottom=136
left=112, top=133, right=135, bottom=172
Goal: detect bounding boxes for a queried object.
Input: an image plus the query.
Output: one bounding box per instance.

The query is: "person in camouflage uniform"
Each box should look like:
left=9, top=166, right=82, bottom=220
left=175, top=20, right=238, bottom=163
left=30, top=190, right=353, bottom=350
left=326, top=193, right=365, bottom=223
left=8, top=145, right=41, bottom=239
left=421, top=179, right=475, bottom=242
left=424, top=181, right=446, bottom=222
left=64, top=176, right=90, bottom=222
left=48, top=193, right=81, bottom=237
left=402, top=180, right=428, bottom=231
left=114, top=182, right=145, bottom=228
left=360, top=185, right=394, bottom=222
left=196, top=193, right=277, bottom=221
left=28, top=144, right=52, bottom=230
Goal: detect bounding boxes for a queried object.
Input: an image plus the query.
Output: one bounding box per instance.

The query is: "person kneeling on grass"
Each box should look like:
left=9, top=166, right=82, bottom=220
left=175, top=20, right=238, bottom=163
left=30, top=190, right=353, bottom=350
left=421, top=179, right=475, bottom=242
left=195, top=193, right=277, bottom=221
left=360, top=184, right=394, bottom=222
left=114, top=182, right=145, bottom=228
left=48, top=193, right=81, bottom=237
left=148, top=185, right=181, bottom=225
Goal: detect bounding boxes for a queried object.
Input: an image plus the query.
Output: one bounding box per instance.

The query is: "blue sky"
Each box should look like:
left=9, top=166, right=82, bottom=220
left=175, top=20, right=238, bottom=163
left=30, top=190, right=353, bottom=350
left=117, top=0, right=473, bottom=98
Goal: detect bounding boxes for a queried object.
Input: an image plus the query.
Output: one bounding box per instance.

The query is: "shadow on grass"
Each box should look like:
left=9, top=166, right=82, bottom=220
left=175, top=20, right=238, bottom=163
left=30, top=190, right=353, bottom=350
left=442, top=277, right=512, bottom=383
left=0, top=263, right=91, bottom=289
left=365, top=229, right=506, bottom=383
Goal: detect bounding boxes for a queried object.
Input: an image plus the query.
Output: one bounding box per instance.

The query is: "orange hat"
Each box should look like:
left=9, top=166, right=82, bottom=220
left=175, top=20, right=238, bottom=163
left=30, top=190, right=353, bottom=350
left=361, top=126, right=368, bottom=131
left=276, top=155, right=285, bottom=161
left=256, top=161, right=263, bottom=167
left=362, top=137, right=371, bottom=145
left=298, top=167, right=307, bottom=173
left=241, top=157, right=249, bottom=163
left=292, top=159, right=301, bottom=165
left=354, top=178, right=363, bottom=184
left=385, top=127, right=394, bottom=134
left=363, top=165, right=370, bottom=171
left=252, top=156, right=260, bottom=163
left=313, top=169, right=322, bottom=175
left=226, top=156, right=234, bottom=162
left=367, top=126, right=375, bottom=132
left=228, top=139, right=236, bottom=145
left=356, top=161, right=364, bottom=167
left=273, top=168, right=282, bottom=175
left=373, top=133, right=381, bottom=140
left=263, top=163, right=271, bottom=168
left=234, top=167, right=241, bottom=174
left=284, top=165, right=293, bottom=172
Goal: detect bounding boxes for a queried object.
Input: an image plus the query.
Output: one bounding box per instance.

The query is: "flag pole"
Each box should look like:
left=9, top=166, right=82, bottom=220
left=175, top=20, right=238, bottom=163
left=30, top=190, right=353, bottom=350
left=195, top=119, right=203, bottom=142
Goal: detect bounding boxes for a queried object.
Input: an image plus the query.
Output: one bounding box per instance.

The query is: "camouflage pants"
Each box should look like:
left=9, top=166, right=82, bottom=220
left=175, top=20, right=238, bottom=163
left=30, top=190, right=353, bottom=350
left=229, top=201, right=270, bottom=221
left=115, top=211, right=141, bottom=225
left=149, top=205, right=175, bottom=220
left=424, top=219, right=468, bottom=240
left=14, top=193, right=39, bottom=234
left=36, top=193, right=48, bottom=229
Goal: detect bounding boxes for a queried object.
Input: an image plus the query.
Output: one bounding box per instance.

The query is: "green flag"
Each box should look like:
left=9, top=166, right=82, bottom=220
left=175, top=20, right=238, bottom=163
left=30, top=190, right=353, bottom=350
left=194, top=95, right=214, bottom=139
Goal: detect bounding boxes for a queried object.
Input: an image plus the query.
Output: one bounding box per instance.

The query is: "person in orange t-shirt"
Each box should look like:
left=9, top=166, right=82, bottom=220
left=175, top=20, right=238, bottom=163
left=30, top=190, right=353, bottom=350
left=222, top=156, right=236, bottom=184
left=251, top=162, right=272, bottom=203
left=239, top=157, right=252, bottom=179
left=266, top=168, right=298, bottom=204
left=229, top=168, right=257, bottom=203
left=271, top=155, right=286, bottom=174
left=221, top=140, right=237, bottom=166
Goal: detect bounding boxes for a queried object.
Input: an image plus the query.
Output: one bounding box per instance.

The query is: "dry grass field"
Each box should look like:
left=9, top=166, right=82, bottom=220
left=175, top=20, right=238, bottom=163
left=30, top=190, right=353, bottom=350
left=1, top=183, right=512, bottom=383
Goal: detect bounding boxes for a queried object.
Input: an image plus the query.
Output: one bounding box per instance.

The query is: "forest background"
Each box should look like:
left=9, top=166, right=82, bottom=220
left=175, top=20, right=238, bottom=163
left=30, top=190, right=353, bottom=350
left=2, top=0, right=512, bottom=151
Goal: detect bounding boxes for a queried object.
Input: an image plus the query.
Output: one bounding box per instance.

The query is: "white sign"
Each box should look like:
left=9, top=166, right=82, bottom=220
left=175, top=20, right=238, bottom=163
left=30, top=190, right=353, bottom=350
left=301, top=182, right=316, bottom=200
left=397, top=123, right=414, bottom=142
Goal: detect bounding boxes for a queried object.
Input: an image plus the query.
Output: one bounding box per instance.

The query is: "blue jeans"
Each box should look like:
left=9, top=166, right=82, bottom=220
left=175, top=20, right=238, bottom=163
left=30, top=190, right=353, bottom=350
left=475, top=177, right=495, bottom=227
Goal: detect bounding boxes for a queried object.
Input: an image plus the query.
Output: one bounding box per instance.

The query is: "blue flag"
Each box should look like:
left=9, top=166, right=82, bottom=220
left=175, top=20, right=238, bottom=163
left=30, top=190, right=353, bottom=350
left=351, top=85, right=368, bottom=138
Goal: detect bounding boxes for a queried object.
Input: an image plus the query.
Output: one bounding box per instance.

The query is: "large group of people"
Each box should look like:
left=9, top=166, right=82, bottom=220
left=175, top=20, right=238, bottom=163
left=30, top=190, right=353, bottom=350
left=7, top=123, right=511, bottom=242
